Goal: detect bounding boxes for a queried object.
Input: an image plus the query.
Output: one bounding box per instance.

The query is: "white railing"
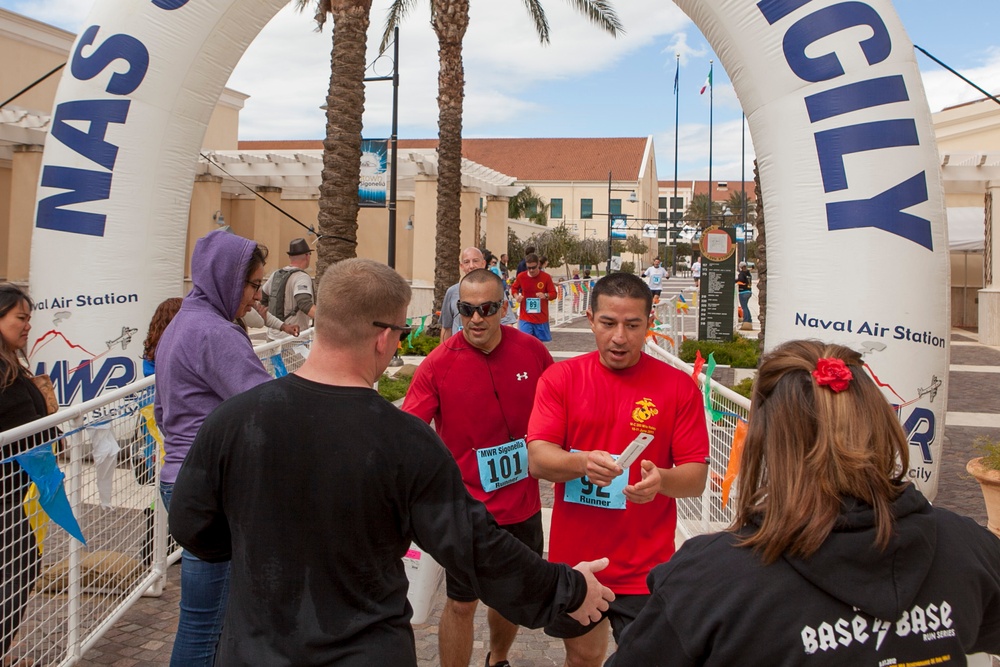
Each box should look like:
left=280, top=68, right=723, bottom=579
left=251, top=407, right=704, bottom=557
left=552, top=278, right=595, bottom=326
left=643, top=339, right=752, bottom=540
left=649, top=294, right=696, bottom=356
left=0, top=330, right=313, bottom=666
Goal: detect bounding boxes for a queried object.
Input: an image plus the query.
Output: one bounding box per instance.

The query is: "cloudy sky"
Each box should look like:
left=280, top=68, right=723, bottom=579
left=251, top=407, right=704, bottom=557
left=4, top=0, right=999, bottom=180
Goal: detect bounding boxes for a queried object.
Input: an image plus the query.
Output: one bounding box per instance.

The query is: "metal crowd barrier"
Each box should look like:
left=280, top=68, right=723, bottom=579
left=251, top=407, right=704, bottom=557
left=0, top=330, right=313, bottom=666
left=643, top=339, right=752, bottom=540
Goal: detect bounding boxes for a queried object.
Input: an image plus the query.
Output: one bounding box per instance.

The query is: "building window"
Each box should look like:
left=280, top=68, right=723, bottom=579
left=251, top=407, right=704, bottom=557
left=658, top=196, right=668, bottom=210
left=610, top=199, right=622, bottom=216
left=581, top=199, right=593, bottom=219
left=551, top=198, right=563, bottom=219
left=670, top=196, right=684, bottom=210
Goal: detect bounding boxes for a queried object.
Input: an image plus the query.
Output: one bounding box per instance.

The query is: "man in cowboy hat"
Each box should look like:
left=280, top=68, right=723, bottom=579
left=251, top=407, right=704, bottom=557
left=261, top=237, right=316, bottom=340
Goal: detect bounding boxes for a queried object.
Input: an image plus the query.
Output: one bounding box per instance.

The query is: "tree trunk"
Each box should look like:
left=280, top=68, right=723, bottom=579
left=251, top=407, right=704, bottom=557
left=753, top=159, right=765, bottom=346
left=315, top=1, right=373, bottom=282
left=430, top=0, right=470, bottom=328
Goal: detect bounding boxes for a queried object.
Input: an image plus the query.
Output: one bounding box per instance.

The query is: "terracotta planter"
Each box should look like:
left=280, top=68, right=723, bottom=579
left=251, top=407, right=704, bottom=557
left=966, top=457, right=1000, bottom=538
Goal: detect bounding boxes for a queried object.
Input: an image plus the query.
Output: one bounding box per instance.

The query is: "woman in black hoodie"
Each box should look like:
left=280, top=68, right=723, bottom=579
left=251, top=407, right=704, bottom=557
left=608, top=339, right=1000, bottom=666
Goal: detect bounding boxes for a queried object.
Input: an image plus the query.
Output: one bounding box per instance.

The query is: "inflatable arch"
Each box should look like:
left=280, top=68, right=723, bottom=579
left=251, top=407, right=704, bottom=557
left=31, top=0, right=949, bottom=499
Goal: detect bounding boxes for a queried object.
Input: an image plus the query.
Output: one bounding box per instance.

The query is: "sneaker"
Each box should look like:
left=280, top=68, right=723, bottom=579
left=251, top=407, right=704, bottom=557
left=485, top=652, right=511, bottom=667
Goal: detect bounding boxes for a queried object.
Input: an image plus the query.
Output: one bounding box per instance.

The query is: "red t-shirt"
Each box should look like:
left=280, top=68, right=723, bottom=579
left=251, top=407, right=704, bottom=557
left=510, top=271, right=557, bottom=324
left=403, top=327, right=554, bottom=525
left=527, top=351, right=709, bottom=594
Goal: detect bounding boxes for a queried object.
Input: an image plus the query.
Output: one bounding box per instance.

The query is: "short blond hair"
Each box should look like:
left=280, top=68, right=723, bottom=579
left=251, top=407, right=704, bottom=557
left=315, top=259, right=411, bottom=347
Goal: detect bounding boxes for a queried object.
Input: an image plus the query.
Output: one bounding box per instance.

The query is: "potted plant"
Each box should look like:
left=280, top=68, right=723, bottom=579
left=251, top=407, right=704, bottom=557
left=966, top=435, right=1000, bottom=538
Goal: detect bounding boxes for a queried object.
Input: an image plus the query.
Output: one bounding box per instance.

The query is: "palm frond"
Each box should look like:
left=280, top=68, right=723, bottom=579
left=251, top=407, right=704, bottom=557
left=564, top=0, right=624, bottom=37
left=379, top=0, right=422, bottom=52
left=521, top=0, right=551, bottom=44
left=293, top=0, right=332, bottom=31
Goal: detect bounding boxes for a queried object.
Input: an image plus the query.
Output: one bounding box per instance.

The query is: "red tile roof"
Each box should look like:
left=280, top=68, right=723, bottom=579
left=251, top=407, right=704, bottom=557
left=239, top=137, right=650, bottom=182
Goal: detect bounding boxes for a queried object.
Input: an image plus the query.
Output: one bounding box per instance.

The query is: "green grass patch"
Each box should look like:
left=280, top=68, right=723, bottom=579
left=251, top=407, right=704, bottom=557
left=378, top=374, right=412, bottom=403
left=731, top=377, right=754, bottom=399
left=400, top=334, right=440, bottom=356
left=679, top=335, right=761, bottom=369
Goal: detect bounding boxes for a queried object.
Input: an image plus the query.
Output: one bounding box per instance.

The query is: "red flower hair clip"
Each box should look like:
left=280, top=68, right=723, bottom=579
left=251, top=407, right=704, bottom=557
left=812, top=357, right=853, bottom=392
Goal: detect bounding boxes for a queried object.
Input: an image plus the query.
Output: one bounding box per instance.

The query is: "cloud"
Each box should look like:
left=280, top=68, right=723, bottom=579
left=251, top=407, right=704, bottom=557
left=920, top=47, right=1000, bottom=112
left=231, top=0, right=693, bottom=139
left=1, top=0, right=86, bottom=30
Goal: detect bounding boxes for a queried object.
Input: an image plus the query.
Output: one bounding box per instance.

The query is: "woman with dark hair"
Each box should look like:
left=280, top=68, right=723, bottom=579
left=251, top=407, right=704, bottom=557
left=141, top=297, right=182, bottom=377
left=154, top=230, right=273, bottom=667
left=0, top=284, right=45, bottom=660
left=608, top=339, right=1000, bottom=666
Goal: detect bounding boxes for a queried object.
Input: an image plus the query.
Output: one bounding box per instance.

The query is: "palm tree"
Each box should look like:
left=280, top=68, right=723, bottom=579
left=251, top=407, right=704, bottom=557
left=508, top=187, right=550, bottom=226
left=381, top=0, right=623, bottom=326
left=295, top=0, right=374, bottom=280
left=685, top=193, right=723, bottom=229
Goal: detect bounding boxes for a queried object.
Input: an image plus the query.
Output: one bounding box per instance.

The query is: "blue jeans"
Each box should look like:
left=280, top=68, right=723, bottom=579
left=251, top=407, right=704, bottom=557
left=738, top=290, right=753, bottom=323
left=160, top=481, right=230, bottom=667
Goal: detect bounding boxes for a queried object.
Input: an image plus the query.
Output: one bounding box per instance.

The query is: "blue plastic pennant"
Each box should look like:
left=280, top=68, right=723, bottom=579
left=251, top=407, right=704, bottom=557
left=5, top=446, right=86, bottom=544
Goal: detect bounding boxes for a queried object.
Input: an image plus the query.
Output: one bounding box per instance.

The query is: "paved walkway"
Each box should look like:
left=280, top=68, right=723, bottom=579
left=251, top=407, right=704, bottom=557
left=76, top=312, right=998, bottom=666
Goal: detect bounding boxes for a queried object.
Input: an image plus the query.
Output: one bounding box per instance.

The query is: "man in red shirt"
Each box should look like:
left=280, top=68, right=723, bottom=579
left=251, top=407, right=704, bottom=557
left=510, top=253, right=557, bottom=342
left=404, top=269, right=556, bottom=667
left=527, top=272, right=710, bottom=667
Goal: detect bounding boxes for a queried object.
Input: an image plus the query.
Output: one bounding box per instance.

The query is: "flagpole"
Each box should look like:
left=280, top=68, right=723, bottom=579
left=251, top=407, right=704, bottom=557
left=672, top=54, right=680, bottom=275
left=707, top=60, right=714, bottom=229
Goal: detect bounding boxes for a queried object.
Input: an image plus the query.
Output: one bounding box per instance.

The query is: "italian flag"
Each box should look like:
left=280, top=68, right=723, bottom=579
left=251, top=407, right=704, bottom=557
left=700, top=68, right=712, bottom=95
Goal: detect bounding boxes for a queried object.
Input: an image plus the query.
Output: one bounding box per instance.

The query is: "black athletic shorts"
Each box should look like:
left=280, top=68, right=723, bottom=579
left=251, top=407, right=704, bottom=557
left=544, top=593, right=649, bottom=644
left=445, top=511, right=545, bottom=602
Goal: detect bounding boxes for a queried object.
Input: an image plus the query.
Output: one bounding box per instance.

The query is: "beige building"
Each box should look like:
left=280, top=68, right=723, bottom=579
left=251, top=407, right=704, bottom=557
left=933, top=96, right=1000, bottom=331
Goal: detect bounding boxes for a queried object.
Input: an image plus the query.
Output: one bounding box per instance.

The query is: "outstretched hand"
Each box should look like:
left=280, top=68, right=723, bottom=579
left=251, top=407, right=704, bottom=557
left=568, top=558, right=615, bottom=625
left=623, top=460, right=662, bottom=504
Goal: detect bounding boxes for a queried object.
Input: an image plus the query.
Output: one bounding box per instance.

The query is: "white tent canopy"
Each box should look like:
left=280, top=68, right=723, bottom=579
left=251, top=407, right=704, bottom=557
left=948, top=207, right=985, bottom=252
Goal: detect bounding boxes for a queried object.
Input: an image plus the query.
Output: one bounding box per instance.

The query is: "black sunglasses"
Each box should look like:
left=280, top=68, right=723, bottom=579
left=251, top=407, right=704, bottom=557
left=457, top=300, right=503, bottom=318
left=372, top=321, right=413, bottom=342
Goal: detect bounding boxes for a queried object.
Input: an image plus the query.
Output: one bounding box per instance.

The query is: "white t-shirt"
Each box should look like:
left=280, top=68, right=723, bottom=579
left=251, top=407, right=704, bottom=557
left=692, top=261, right=702, bottom=279
left=643, top=266, right=669, bottom=290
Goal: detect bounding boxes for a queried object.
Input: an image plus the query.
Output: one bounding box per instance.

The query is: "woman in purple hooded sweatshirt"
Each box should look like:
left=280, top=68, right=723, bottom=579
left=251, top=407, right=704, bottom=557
left=154, top=230, right=273, bottom=667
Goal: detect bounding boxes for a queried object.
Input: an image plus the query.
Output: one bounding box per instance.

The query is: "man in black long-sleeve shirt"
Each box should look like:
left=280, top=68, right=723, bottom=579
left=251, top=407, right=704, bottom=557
left=169, top=258, right=613, bottom=666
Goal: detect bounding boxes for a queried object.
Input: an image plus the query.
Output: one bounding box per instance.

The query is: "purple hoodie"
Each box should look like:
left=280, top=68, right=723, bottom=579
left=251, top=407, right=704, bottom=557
left=154, top=230, right=273, bottom=484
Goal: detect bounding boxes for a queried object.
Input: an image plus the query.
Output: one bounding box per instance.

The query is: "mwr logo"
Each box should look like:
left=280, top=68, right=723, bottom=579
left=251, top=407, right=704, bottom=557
left=801, top=601, right=953, bottom=655
left=35, top=357, right=136, bottom=405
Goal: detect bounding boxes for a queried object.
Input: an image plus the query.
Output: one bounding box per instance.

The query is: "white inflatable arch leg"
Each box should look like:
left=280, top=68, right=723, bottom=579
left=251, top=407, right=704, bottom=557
left=672, top=0, right=949, bottom=499
left=28, top=0, right=286, bottom=404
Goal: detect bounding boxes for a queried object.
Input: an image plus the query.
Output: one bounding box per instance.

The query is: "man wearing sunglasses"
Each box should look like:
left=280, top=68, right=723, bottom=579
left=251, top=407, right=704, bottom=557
left=510, top=253, right=558, bottom=342
left=170, top=259, right=614, bottom=666
left=404, top=269, right=557, bottom=667
left=440, top=247, right=487, bottom=342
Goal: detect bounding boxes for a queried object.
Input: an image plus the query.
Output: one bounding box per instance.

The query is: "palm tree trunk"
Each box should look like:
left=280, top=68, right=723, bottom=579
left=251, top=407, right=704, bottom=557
left=315, top=1, right=373, bottom=281
left=431, top=0, right=470, bottom=328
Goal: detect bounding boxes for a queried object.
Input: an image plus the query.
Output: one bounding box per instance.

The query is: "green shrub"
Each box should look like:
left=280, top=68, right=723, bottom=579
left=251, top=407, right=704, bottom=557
left=620, top=261, right=636, bottom=275
left=400, top=334, right=440, bottom=356
left=679, top=335, right=760, bottom=369
left=377, top=374, right=412, bottom=403
left=731, top=377, right=754, bottom=399
left=973, top=435, right=1000, bottom=471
